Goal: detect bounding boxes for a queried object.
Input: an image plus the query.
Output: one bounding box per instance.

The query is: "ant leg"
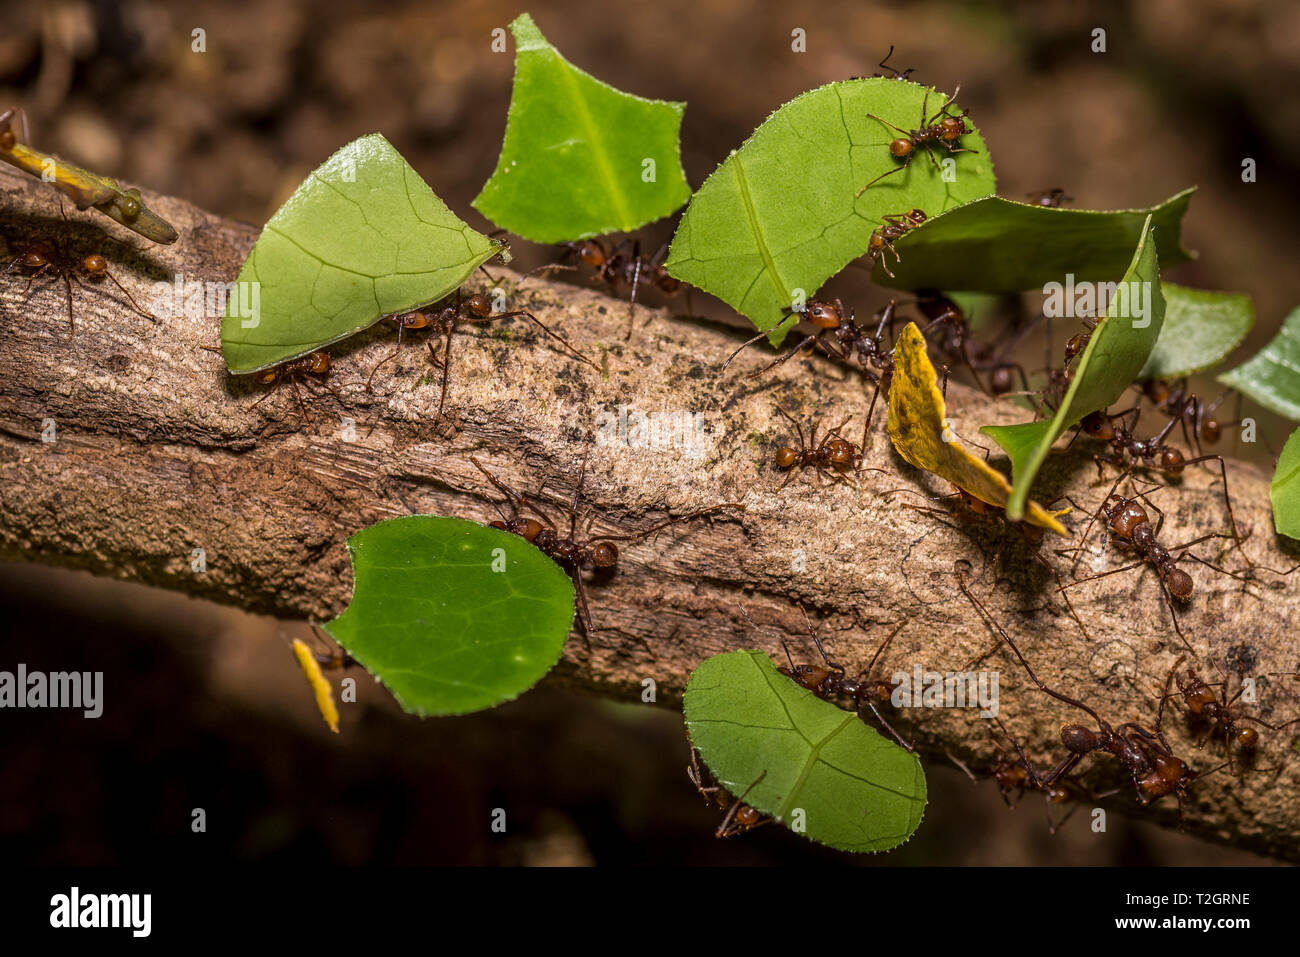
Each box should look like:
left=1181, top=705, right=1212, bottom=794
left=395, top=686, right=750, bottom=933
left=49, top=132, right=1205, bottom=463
left=62, top=272, right=76, bottom=333
left=1069, top=468, right=1131, bottom=577
left=624, top=254, right=642, bottom=341
left=366, top=319, right=407, bottom=392
left=1180, top=454, right=1245, bottom=550
left=746, top=332, right=827, bottom=379
left=101, top=268, right=157, bottom=321
left=855, top=160, right=908, bottom=198
left=860, top=697, right=915, bottom=751
left=714, top=770, right=767, bottom=839
left=435, top=324, right=455, bottom=419
left=491, top=309, right=597, bottom=370
left=572, top=571, right=595, bottom=654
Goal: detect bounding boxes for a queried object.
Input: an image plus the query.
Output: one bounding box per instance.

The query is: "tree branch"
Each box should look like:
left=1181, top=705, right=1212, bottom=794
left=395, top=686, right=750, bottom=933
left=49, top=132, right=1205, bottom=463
left=2, top=170, right=1298, bottom=859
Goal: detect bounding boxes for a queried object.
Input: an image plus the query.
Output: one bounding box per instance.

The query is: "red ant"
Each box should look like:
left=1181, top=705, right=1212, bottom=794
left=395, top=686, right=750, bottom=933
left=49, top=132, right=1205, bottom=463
left=958, top=572, right=1211, bottom=808
left=1027, top=189, right=1073, bottom=208
left=3, top=237, right=154, bottom=332
left=1161, top=654, right=1300, bottom=775
left=772, top=406, right=880, bottom=489
left=1056, top=473, right=1246, bottom=652
left=856, top=87, right=977, bottom=196
left=469, top=454, right=743, bottom=642
left=687, top=747, right=770, bottom=839
left=723, top=298, right=901, bottom=430
left=540, top=237, right=681, bottom=339
left=365, top=289, right=595, bottom=417
left=769, top=605, right=914, bottom=751
left=1077, top=406, right=1245, bottom=548
left=864, top=209, right=927, bottom=278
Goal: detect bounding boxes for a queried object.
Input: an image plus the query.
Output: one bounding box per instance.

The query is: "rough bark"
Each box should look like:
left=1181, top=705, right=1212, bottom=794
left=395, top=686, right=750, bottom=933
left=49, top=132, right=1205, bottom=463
left=1, top=169, right=1298, bottom=860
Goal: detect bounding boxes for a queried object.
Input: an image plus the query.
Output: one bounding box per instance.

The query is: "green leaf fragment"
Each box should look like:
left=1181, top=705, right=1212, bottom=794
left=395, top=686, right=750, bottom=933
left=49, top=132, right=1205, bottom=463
left=666, top=79, right=996, bottom=345
left=1272, top=428, right=1300, bottom=539
left=684, top=649, right=927, bottom=853
left=322, top=515, right=576, bottom=717
left=1141, top=283, right=1254, bottom=379
left=222, top=133, right=500, bottom=374
left=982, top=216, right=1164, bottom=521
left=874, top=190, right=1194, bottom=291
left=472, top=13, right=691, bottom=243
left=1219, top=306, right=1300, bottom=422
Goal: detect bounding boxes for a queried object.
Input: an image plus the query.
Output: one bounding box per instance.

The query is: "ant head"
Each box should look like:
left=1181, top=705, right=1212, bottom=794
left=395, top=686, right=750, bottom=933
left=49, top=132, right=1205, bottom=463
left=790, top=664, right=832, bottom=690
left=888, top=137, right=913, bottom=158
left=1157, top=447, right=1185, bottom=474
left=1060, top=724, right=1100, bottom=754
left=304, top=352, right=331, bottom=375
left=0, top=129, right=13, bottom=150
left=462, top=293, right=493, bottom=319
left=17, top=245, right=49, bottom=268
left=939, top=114, right=968, bottom=140
left=990, top=367, right=1014, bottom=395
left=804, top=300, right=842, bottom=329
left=734, top=805, right=763, bottom=829
left=1166, top=566, right=1194, bottom=601
left=1109, top=500, right=1148, bottom=539
left=1236, top=727, right=1260, bottom=750
left=518, top=518, right=544, bottom=542
left=1200, top=417, right=1222, bottom=444
left=576, top=240, right=607, bottom=268
left=402, top=311, right=432, bottom=330
left=774, top=446, right=799, bottom=469
left=1138, top=752, right=1193, bottom=801
left=591, top=541, right=618, bottom=570
left=1143, top=380, right=1171, bottom=404
left=906, top=209, right=927, bottom=225
left=1080, top=410, right=1114, bottom=440
left=255, top=368, right=281, bottom=385
left=82, top=253, right=108, bottom=275
left=826, top=437, right=855, bottom=466
left=1064, top=333, right=1089, bottom=362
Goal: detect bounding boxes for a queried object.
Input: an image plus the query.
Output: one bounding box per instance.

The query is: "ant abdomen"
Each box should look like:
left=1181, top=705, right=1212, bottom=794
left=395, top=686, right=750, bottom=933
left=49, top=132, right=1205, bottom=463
left=1060, top=725, right=1099, bottom=753
left=1165, top=567, right=1194, bottom=601
left=591, top=541, right=618, bottom=569
left=888, top=138, right=913, bottom=158
left=774, top=446, right=799, bottom=469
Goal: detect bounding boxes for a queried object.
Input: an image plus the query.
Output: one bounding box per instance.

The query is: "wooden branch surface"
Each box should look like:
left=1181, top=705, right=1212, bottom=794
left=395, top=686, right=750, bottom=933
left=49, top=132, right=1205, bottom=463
left=1, top=169, right=1298, bottom=859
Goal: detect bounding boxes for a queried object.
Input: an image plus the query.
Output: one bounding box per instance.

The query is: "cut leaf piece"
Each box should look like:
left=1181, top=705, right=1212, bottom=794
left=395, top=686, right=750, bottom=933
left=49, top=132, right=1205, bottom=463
left=291, top=638, right=340, bottom=733
left=1219, top=306, right=1300, bottom=421
left=222, top=133, right=502, bottom=374
left=1141, top=283, right=1254, bottom=379
left=888, top=322, right=1067, bottom=534
left=666, top=79, right=995, bottom=345
left=322, top=515, right=576, bottom=717
left=472, top=13, right=691, bottom=243
left=684, top=649, right=927, bottom=853
left=1271, top=428, right=1300, bottom=539
left=873, top=190, right=1193, bottom=291
left=982, top=217, right=1165, bottom=520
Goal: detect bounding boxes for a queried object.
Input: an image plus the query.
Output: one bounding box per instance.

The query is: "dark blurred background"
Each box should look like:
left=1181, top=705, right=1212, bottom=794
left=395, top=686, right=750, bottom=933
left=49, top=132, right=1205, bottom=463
left=2, top=0, right=1297, bottom=865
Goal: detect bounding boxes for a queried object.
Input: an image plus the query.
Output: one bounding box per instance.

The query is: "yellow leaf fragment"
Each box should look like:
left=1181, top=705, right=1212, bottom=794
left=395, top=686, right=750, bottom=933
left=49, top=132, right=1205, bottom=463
left=887, top=322, right=1067, bottom=536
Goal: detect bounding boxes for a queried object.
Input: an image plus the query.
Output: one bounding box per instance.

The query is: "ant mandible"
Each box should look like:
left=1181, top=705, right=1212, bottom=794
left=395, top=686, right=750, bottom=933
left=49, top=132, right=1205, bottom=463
left=470, top=453, right=743, bottom=642
left=958, top=572, right=1206, bottom=807
left=856, top=87, right=977, bottom=196
left=864, top=209, right=927, bottom=278
left=366, top=289, right=596, bottom=418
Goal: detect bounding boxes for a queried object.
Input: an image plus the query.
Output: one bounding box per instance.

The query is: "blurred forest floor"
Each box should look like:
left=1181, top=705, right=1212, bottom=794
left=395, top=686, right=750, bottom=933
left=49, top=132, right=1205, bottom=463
left=2, top=0, right=1296, bottom=864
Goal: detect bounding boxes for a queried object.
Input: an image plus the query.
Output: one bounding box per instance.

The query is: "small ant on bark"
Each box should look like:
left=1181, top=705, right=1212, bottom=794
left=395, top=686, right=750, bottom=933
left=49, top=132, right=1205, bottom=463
left=723, top=298, right=901, bottom=430
left=470, top=453, right=743, bottom=642
left=958, top=572, right=1209, bottom=808
left=365, top=288, right=595, bottom=417
left=771, top=406, right=881, bottom=489
left=1056, top=473, right=1245, bottom=652
left=864, top=209, right=927, bottom=278
left=536, top=237, right=681, bottom=339
left=687, top=747, right=770, bottom=839
left=1027, top=189, right=1073, bottom=208
left=3, top=236, right=155, bottom=332
left=1140, top=379, right=1240, bottom=455
left=771, top=605, right=914, bottom=751
left=856, top=87, right=977, bottom=196
left=1161, top=654, right=1300, bottom=775
left=1077, top=406, right=1245, bottom=548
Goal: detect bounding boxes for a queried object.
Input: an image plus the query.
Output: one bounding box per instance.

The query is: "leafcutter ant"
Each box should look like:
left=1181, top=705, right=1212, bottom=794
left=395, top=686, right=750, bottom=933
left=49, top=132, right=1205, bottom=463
left=958, top=572, right=1210, bottom=808
left=771, top=406, right=881, bottom=489
left=1161, top=654, right=1300, bottom=775
left=470, top=454, right=743, bottom=643
left=769, top=605, right=914, bottom=751
left=1140, top=379, right=1240, bottom=455
left=365, top=288, right=596, bottom=418
left=3, top=234, right=155, bottom=332
left=533, top=237, right=681, bottom=339
left=864, top=208, right=927, bottom=278
left=1027, top=189, right=1073, bottom=208
left=687, top=747, right=770, bottom=839
left=723, top=298, right=901, bottom=431
left=856, top=87, right=977, bottom=196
